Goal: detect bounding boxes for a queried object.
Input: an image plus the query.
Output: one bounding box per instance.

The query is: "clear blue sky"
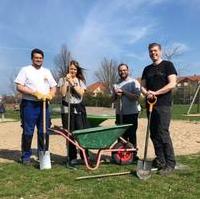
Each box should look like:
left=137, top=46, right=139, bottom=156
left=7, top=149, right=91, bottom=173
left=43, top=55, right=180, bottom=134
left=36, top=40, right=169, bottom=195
left=0, top=0, right=200, bottom=94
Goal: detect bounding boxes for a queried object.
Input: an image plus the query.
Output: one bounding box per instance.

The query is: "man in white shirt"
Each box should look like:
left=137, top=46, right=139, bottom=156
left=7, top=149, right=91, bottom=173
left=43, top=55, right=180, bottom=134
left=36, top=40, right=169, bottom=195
left=15, top=48, right=57, bottom=165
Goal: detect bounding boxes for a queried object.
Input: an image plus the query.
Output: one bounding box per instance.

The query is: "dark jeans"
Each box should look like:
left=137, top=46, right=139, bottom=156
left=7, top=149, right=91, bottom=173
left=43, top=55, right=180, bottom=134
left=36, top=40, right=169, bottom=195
left=61, top=112, right=88, bottom=160
left=149, top=106, right=176, bottom=168
left=116, top=113, right=138, bottom=147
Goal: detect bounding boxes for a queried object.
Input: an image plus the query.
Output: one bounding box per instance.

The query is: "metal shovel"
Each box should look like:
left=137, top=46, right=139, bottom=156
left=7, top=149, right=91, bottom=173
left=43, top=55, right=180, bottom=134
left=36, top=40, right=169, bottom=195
left=39, top=99, right=51, bottom=170
left=136, top=97, right=157, bottom=180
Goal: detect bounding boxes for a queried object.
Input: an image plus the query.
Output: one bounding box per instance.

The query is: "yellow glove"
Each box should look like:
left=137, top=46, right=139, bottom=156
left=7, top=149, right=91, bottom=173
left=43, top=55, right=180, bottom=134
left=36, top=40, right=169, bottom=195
left=44, top=93, right=53, bottom=101
left=33, top=91, right=44, bottom=100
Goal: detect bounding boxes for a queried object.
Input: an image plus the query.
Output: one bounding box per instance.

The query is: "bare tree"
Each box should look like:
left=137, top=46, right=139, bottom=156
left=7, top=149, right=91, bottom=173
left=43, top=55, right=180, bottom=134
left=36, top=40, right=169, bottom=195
left=53, top=44, right=72, bottom=81
left=95, top=58, right=119, bottom=93
left=163, top=43, right=185, bottom=61
left=9, top=73, right=17, bottom=95
left=163, top=43, right=187, bottom=76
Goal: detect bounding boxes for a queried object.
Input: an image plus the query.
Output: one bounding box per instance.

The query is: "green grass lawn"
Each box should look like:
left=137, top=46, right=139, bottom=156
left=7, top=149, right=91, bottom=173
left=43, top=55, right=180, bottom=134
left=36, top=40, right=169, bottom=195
left=139, top=104, right=200, bottom=121
left=3, top=104, right=200, bottom=122
left=0, top=154, right=200, bottom=198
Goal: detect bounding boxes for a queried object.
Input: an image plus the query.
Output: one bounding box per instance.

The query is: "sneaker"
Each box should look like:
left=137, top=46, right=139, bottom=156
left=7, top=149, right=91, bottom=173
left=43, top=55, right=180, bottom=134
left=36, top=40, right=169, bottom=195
left=159, top=167, right=175, bottom=176
left=152, top=158, right=165, bottom=170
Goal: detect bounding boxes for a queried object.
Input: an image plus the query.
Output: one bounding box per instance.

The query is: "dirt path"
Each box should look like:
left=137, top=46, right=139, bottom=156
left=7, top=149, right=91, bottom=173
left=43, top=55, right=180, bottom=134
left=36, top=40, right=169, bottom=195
left=0, top=107, right=200, bottom=163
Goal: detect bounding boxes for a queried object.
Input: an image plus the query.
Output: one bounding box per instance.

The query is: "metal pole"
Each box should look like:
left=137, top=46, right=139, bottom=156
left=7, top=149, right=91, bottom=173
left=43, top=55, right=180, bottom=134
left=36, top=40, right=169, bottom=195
left=187, top=82, right=200, bottom=115
left=119, top=96, right=123, bottom=124
left=66, top=86, right=71, bottom=164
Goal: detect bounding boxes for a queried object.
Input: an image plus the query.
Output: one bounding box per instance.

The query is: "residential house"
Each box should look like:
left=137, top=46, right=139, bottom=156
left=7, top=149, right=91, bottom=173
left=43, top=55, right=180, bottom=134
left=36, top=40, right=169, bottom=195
left=87, top=82, right=107, bottom=96
left=175, top=75, right=200, bottom=104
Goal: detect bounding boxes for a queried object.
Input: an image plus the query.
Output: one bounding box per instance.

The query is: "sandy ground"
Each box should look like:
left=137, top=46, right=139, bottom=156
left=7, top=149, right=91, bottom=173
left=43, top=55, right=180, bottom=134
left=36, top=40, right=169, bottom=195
left=0, top=107, right=200, bottom=163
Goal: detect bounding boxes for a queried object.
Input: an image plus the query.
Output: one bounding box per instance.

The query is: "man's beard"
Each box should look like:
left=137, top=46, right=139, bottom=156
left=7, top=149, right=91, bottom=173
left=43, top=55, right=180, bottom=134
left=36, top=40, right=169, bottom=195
left=33, top=63, right=42, bottom=68
left=120, top=74, right=128, bottom=80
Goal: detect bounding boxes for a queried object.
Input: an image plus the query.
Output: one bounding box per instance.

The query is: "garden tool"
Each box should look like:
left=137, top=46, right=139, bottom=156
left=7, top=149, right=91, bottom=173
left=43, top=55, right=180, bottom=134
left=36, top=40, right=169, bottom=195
left=39, top=99, right=51, bottom=170
left=136, top=96, right=157, bottom=180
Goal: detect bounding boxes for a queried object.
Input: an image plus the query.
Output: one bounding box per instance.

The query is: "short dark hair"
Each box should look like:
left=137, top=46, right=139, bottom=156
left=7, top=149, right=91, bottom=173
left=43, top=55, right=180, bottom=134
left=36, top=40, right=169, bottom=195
left=118, top=63, right=129, bottom=71
left=148, top=43, right=161, bottom=50
left=31, top=48, right=44, bottom=59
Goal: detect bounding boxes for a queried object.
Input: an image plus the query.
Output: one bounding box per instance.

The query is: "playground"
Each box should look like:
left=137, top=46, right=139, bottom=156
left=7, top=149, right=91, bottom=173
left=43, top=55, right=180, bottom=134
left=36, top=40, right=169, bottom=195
left=0, top=107, right=199, bottom=164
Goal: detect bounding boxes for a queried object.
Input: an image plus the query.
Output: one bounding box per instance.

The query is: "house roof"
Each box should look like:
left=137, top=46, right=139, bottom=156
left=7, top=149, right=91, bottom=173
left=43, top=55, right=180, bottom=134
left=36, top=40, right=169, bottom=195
left=87, top=82, right=107, bottom=92
left=177, top=75, right=200, bottom=83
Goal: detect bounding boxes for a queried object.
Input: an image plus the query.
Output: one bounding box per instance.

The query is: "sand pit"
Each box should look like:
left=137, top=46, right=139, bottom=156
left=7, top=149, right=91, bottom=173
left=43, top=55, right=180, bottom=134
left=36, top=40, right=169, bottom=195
left=0, top=107, right=199, bottom=163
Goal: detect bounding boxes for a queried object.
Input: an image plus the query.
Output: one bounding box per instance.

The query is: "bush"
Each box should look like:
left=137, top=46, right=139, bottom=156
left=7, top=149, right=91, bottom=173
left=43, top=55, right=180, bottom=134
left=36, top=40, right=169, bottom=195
left=84, top=92, right=112, bottom=107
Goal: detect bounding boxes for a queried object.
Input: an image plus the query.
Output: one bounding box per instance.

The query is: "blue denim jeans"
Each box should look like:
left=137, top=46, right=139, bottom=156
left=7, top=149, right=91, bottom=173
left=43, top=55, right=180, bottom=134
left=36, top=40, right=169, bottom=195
left=20, top=99, right=51, bottom=161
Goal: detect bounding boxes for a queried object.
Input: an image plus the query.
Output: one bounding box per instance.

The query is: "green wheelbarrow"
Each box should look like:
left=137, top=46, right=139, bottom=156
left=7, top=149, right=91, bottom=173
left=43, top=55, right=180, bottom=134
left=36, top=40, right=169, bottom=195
left=87, top=114, right=115, bottom=127
left=49, top=124, right=137, bottom=170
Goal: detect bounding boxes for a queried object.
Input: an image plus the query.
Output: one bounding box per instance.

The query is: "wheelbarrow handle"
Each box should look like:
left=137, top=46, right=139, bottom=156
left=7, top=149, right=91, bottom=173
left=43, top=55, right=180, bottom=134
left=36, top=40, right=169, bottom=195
left=147, top=96, right=157, bottom=112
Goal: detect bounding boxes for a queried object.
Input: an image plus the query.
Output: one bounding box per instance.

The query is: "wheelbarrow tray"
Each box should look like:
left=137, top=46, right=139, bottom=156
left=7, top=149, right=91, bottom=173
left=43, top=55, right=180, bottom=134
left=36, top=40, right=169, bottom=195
left=87, top=114, right=115, bottom=127
left=72, top=124, right=132, bottom=149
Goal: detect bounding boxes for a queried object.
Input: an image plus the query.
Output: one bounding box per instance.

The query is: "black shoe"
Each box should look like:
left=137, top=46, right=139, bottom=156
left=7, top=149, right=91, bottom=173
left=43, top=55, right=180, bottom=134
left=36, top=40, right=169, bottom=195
left=132, top=155, right=139, bottom=163
left=159, top=166, right=175, bottom=176
left=22, top=160, right=31, bottom=166
left=69, top=159, right=79, bottom=166
left=152, top=158, right=165, bottom=170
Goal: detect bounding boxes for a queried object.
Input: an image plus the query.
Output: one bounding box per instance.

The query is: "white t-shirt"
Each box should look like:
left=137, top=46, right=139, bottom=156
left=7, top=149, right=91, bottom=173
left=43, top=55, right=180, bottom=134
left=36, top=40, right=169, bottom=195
left=114, top=77, right=141, bottom=115
left=15, top=65, right=57, bottom=101
left=57, top=77, right=86, bottom=114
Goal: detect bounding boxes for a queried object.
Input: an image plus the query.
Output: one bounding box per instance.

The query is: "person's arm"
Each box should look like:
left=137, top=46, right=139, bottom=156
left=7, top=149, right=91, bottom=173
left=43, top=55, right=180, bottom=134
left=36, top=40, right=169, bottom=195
left=16, top=84, right=35, bottom=96
left=148, top=74, right=177, bottom=96
left=49, top=86, right=56, bottom=97
left=59, top=79, right=68, bottom=97
left=72, top=84, right=85, bottom=97
left=60, top=77, right=86, bottom=97
left=122, top=89, right=140, bottom=100
left=16, top=84, right=45, bottom=100
left=141, top=79, right=148, bottom=96
left=66, top=75, right=85, bottom=97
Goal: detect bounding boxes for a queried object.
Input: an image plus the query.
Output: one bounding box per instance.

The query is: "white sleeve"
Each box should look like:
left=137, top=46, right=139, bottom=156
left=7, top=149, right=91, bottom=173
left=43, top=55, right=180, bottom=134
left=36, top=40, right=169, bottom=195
left=14, top=68, right=26, bottom=85
left=134, top=79, right=141, bottom=89
left=57, top=78, right=64, bottom=88
left=47, top=70, right=57, bottom=88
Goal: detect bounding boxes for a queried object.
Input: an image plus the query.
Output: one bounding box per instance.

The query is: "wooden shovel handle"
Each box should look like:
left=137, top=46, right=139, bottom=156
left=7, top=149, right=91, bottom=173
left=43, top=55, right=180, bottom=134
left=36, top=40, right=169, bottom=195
left=147, top=96, right=157, bottom=112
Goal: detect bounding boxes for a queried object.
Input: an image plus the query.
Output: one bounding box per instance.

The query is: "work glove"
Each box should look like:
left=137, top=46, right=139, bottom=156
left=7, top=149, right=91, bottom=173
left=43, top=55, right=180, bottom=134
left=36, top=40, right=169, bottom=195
left=33, top=91, right=44, bottom=100
left=43, top=93, right=54, bottom=101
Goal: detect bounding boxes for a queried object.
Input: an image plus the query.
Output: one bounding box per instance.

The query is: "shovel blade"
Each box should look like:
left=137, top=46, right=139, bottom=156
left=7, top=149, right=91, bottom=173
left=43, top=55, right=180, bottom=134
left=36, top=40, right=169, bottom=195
left=136, top=159, right=152, bottom=180
left=39, top=150, right=51, bottom=170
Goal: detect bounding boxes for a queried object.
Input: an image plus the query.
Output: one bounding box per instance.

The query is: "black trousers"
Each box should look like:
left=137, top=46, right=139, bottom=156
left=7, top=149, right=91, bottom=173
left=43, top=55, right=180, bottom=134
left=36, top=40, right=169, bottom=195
left=61, top=112, right=87, bottom=160
left=116, top=113, right=138, bottom=147
left=149, top=106, right=176, bottom=168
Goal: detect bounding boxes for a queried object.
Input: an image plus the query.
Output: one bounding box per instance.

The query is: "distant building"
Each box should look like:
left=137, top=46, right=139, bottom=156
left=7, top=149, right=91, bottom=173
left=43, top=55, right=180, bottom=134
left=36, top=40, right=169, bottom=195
left=177, top=75, right=200, bottom=87
left=87, top=82, right=107, bottom=96
left=175, top=75, right=200, bottom=104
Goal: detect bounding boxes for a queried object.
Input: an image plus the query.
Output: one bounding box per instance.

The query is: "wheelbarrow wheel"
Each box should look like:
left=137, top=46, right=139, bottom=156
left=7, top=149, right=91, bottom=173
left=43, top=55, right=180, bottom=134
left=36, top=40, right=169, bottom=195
left=112, top=142, right=134, bottom=165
